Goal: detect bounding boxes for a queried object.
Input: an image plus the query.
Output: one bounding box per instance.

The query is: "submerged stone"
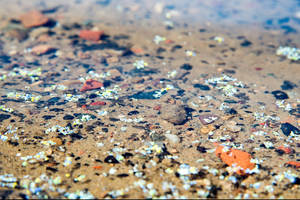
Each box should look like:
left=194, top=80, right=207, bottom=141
left=280, top=123, right=300, bottom=136
left=271, top=90, right=289, bottom=100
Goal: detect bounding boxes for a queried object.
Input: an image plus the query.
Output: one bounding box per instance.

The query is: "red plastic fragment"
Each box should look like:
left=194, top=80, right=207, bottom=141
left=80, top=79, right=103, bottom=92
left=277, top=146, right=294, bottom=154
left=90, top=101, right=106, bottom=106
left=79, top=30, right=104, bottom=41
left=285, top=161, right=300, bottom=168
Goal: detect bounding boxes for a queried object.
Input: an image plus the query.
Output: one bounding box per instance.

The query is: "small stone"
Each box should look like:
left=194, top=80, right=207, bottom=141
left=0, top=114, right=11, bottom=122
left=193, top=84, right=210, bottom=91
left=31, top=44, right=53, bottom=55
left=281, top=80, right=297, bottom=90
left=271, top=90, right=289, bottom=100
left=50, top=137, right=63, bottom=146
left=63, top=115, right=74, bottom=120
left=20, top=10, right=49, bottom=28
left=199, top=114, right=219, bottom=125
left=104, top=155, right=119, bottom=164
left=180, top=63, right=193, bottom=70
left=165, top=133, right=180, bottom=144
left=199, top=124, right=215, bottom=134
left=240, top=40, right=252, bottom=47
left=161, top=104, right=187, bottom=125
left=79, top=30, right=104, bottom=41
left=6, top=28, right=28, bottom=41
left=29, top=27, right=50, bottom=39
left=225, top=108, right=237, bottom=115
left=225, top=120, right=241, bottom=133
left=196, top=146, right=207, bottom=153
left=280, top=123, right=300, bottom=136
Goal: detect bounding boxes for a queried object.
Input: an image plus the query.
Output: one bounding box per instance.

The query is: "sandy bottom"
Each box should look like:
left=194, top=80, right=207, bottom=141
left=0, top=1, right=299, bottom=199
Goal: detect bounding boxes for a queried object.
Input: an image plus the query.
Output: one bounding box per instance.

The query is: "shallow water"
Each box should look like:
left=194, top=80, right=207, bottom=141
left=0, top=0, right=299, bottom=199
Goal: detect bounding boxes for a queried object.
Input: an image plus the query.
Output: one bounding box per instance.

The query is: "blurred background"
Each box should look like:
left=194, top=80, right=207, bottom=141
left=0, top=0, right=300, bottom=33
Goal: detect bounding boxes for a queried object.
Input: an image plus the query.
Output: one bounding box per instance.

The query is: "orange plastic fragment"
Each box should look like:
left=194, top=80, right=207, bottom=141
left=215, top=143, right=255, bottom=175
left=80, top=79, right=103, bottom=92
left=79, top=30, right=104, bottom=41
left=285, top=161, right=300, bottom=168
left=93, top=165, right=103, bottom=170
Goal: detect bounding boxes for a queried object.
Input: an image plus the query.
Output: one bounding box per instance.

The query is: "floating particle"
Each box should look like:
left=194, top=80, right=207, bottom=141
left=153, top=35, right=166, bottom=45
left=214, top=36, right=224, bottom=43
left=133, top=60, right=148, bottom=69
left=276, top=46, right=300, bottom=61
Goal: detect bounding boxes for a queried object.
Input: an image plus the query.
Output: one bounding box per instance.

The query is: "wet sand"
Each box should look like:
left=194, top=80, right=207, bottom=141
left=0, top=0, right=299, bottom=199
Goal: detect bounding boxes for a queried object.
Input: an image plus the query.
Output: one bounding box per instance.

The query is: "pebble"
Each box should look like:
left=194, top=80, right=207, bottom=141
left=0, top=114, right=11, bottom=122
left=31, top=45, right=53, bottom=55
left=165, top=133, right=180, bottom=144
left=225, top=120, right=241, bottom=132
left=280, top=80, right=297, bottom=90
left=49, top=137, right=63, bottom=146
left=180, top=63, right=193, bottom=70
left=193, top=84, right=210, bottom=91
left=280, top=122, right=300, bottom=136
left=199, top=114, right=219, bottom=125
left=160, top=104, right=187, bottom=125
left=79, top=30, right=104, bottom=41
left=199, top=124, right=215, bottom=134
left=20, top=10, right=49, bottom=28
left=63, top=115, right=74, bottom=120
left=104, top=155, right=119, bottom=164
left=271, top=90, right=289, bottom=100
left=6, top=28, right=28, bottom=41
left=29, top=27, right=50, bottom=39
